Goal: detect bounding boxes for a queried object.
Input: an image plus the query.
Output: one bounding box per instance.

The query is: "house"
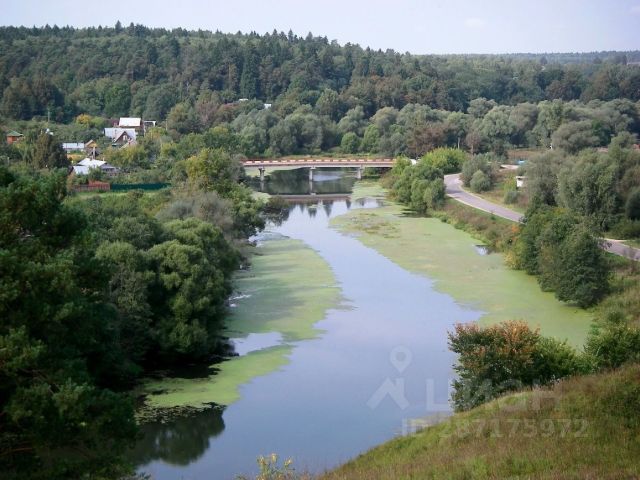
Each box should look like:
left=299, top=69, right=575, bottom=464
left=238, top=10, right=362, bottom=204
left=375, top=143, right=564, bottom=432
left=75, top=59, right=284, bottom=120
left=72, top=158, right=119, bottom=176
left=62, top=142, right=85, bottom=153
left=6, top=130, right=24, bottom=144
left=516, top=176, right=527, bottom=189
left=84, top=140, right=99, bottom=157
left=118, top=117, right=142, bottom=131
left=104, top=128, right=137, bottom=147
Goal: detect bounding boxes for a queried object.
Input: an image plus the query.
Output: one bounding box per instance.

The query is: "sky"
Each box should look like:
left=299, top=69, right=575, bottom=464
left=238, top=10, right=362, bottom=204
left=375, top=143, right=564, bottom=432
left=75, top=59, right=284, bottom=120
left=1, top=0, right=639, bottom=54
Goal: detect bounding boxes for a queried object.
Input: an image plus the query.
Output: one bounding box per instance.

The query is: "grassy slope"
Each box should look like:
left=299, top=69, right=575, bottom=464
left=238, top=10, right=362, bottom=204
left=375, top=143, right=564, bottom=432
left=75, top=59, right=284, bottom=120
left=322, top=363, right=640, bottom=480
left=333, top=182, right=592, bottom=347
left=139, top=238, right=340, bottom=412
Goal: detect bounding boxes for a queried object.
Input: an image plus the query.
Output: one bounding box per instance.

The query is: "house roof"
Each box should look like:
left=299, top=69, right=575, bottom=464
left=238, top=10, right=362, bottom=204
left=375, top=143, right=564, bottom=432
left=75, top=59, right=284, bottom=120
left=62, top=142, right=85, bottom=150
left=104, top=128, right=137, bottom=141
left=118, top=117, right=141, bottom=128
left=77, top=158, right=106, bottom=167
left=6, top=130, right=23, bottom=137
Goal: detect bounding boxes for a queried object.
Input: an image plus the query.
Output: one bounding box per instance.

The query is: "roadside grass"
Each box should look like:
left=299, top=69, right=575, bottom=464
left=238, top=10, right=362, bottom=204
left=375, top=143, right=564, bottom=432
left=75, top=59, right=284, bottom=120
left=332, top=183, right=593, bottom=347
left=138, top=238, right=340, bottom=416
left=472, top=169, right=529, bottom=214
left=321, top=363, right=640, bottom=480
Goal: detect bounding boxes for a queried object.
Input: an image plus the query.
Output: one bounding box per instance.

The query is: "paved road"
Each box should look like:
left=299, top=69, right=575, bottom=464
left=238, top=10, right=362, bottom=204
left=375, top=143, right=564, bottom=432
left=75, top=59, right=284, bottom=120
left=444, top=173, right=524, bottom=222
left=444, top=173, right=640, bottom=262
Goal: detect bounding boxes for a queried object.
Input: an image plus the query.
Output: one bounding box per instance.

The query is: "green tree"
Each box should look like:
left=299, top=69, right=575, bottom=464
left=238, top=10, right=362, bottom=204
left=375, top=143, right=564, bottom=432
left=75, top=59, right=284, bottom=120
left=31, top=133, right=69, bottom=169
left=340, top=132, right=361, bottom=153
left=0, top=170, right=137, bottom=479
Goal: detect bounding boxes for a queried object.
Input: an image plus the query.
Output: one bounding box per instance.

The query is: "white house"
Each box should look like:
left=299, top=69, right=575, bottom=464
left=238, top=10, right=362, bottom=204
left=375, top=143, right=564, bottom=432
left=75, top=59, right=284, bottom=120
left=73, top=158, right=119, bottom=176
left=118, top=117, right=142, bottom=130
left=62, top=142, right=85, bottom=152
left=516, top=176, right=527, bottom=189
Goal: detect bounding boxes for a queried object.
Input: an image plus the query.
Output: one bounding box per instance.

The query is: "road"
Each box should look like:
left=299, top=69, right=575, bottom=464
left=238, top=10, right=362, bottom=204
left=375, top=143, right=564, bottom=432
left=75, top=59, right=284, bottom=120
left=444, top=173, right=640, bottom=262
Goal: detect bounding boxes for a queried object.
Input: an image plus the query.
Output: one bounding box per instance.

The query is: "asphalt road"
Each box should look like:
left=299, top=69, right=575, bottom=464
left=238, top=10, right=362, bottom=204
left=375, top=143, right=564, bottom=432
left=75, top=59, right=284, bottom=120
left=444, top=173, right=640, bottom=262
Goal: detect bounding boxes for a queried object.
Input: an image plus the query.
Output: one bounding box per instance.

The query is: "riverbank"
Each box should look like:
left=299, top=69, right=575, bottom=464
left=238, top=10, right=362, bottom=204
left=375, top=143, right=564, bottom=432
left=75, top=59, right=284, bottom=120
left=138, top=237, right=340, bottom=417
left=332, top=181, right=592, bottom=347
left=321, top=363, right=640, bottom=479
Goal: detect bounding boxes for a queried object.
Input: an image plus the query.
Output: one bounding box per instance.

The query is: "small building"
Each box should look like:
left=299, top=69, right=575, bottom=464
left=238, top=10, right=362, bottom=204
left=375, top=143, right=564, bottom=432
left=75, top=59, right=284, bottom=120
left=142, top=120, right=156, bottom=134
left=73, top=158, right=119, bottom=176
left=118, top=117, right=142, bottom=130
left=104, top=128, right=137, bottom=147
left=516, top=176, right=526, bottom=189
left=6, top=130, right=24, bottom=145
left=84, top=139, right=99, bottom=157
left=62, top=142, right=85, bottom=153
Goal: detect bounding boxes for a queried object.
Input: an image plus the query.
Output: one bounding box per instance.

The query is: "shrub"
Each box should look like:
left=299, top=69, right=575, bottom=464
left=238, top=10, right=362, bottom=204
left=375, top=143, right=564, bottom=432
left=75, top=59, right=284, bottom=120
left=626, top=188, right=640, bottom=220
left=503, top=190, right=519, bottom=204
left=585, top=323, right=640, bottom=369
left=421, top=147, right=466, bottom=174
left=448, top=321, right=583, bottom=411
left=470, top=170, right=491, bottom=192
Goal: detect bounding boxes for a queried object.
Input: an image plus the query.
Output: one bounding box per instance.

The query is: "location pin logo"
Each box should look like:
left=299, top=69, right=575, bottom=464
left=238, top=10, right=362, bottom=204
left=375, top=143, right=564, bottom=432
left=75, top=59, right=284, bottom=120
left=390, top=346, right=412, bottom=374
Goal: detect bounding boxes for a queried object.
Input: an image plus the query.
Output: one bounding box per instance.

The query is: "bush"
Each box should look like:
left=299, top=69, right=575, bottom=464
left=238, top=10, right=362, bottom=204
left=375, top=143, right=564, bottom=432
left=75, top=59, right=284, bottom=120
left=503, top=190, right=519, bottom=204
left=626, top=188, right=640, bottom=220
left=421, top=147, right=466, bottom=174
left=461, top=153, right=497, bottom=186
left=585, top=323, right=640, bottom=369
left=470, top=170, right=491, bottom=192
left=448, top=321, right=583, bottom=411
left=608, top=218, right=640, bottom=240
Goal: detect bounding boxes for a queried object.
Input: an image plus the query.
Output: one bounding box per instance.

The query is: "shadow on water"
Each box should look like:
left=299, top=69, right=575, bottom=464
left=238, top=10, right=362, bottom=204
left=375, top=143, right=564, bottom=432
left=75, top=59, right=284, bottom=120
left=130, top=407, right=226, bottom=467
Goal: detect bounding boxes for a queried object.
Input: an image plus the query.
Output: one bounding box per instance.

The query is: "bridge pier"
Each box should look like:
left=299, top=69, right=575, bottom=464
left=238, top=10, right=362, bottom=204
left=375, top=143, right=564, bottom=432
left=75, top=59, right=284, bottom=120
left=258, top=167, right=266, bottom=183
left=309, top=166, right=316, bottom=181
left=356, top=166, right=364, bottom=180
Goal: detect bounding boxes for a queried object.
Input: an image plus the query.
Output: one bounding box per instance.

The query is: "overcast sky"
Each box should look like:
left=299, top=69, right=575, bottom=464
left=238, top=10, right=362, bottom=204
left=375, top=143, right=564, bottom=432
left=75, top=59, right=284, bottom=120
left=2, top=0, right=639, bottom=54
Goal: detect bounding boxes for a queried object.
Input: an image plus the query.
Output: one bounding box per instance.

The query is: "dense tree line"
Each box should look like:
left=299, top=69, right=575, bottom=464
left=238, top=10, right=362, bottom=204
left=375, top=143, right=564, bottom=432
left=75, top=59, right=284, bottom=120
left=0, top=143, right=264, bottom=478
left=0, top=25, right=639, bottom=125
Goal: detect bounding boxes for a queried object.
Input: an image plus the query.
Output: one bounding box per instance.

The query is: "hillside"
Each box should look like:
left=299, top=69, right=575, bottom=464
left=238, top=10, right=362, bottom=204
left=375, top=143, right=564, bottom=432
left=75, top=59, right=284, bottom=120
left=0, top=25, right=639, bottom=124
left=321, top=364, right=640, bottom=479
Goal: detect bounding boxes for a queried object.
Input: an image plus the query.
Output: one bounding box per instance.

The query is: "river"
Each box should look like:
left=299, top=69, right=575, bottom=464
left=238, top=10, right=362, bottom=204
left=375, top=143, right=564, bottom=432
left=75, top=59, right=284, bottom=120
left=131, top=168, right=488, bottom=478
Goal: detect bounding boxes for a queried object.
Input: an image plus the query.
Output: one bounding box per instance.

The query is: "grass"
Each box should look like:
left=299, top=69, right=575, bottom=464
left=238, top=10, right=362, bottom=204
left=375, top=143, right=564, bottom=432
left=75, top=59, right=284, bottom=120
left=472, top=169, right=528, bottom=214
left=321, top=363, right=640, bottom=480
left=138, top=238, right=340, bottom=416
left=332, top=182, right=593, bottom=347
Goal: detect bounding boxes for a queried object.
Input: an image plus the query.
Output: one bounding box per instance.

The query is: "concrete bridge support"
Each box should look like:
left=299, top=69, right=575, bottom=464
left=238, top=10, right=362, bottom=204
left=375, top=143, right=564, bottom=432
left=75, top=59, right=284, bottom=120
left=309, top=166, right=316, bottom=181
left=356, top=166, right=364, bottom=180
left=258, top=167, right=266, bottom=182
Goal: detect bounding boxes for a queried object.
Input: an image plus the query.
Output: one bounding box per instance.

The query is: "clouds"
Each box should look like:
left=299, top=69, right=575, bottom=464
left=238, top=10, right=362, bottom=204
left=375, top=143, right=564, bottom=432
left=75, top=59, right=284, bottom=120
left=464, top=17, right=486, bottom=29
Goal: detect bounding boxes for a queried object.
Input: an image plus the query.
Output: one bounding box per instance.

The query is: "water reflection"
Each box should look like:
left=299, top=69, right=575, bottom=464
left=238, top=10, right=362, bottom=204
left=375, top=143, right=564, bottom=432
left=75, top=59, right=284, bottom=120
left=131, top=407, right=225, bottom=467
left=249, top=167, right=357, bottom=195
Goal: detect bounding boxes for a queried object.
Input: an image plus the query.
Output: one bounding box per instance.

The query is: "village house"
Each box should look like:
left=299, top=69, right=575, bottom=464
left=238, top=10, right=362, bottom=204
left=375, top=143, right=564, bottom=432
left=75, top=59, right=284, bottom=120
left=6, top=130, right=24, bottom=144
left=72, top=158, right=119, bottom=176
left=62, top=142, right=85, bottom=153
left=84, top=139, right=99, bottom=157
left=104, top=127, right=137, bottom=147
left=117, top=117, right=142, bottom=131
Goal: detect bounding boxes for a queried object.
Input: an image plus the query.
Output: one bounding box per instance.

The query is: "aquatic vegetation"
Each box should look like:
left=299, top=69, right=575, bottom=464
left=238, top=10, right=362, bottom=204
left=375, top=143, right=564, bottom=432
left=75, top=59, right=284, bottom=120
left=332, top=182, right=593, bottom=347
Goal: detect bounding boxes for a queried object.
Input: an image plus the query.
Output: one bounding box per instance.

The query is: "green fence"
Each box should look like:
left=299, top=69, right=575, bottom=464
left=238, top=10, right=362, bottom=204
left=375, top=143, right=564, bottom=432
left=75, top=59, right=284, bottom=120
left=110, top=183, right=170, bottom=191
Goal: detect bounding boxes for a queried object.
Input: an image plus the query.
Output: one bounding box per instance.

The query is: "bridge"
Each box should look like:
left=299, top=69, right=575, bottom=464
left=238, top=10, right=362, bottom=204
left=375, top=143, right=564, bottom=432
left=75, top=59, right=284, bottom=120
left=242, top=158, right=395, bottom=181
